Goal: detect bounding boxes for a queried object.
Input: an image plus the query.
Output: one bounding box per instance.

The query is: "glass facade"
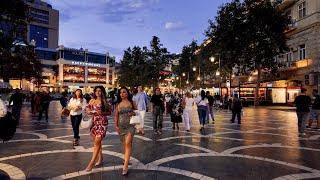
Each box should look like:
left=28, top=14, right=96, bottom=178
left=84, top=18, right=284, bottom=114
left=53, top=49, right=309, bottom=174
left=36, top=49, right=57, bottom=60
left=29, top=25, right=48, bottom=48
left=87, top=54, right=106, bottom=64
left=63, top=50, right=85, bottom=62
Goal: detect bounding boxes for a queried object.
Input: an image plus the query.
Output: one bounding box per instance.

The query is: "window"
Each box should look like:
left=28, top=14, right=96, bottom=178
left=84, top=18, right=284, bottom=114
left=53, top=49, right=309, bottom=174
left=63, top=50, right=85, bottom=62
left=286, top=52, right=293, bottom=62
left=29, top=25, right=48, bottom=48
left=298, top=1, right=306, bottom=19
left=87, top=54, right=106, bottom=64
left=36, top=49, right=57, bottom=60
left=299, top=44, right=306, bottom=60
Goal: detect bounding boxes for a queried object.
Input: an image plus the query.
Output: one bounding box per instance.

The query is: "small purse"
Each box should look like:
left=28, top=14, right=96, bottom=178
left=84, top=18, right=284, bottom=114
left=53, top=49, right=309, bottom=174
left=81, top=113, right=93, bottom=129
left=130, top=110, right=142, bottom=125
left=61, top=108, right=70, bottom=116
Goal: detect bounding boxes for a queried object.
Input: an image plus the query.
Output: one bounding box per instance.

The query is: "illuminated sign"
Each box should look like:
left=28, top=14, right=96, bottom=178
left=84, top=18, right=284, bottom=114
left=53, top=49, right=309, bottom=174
left=71, top=61, right=102, bottom=67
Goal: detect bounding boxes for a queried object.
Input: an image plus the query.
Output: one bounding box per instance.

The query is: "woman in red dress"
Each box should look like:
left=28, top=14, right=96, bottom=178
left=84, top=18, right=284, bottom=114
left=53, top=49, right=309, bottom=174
left=85, top=86, right=111, bottom=171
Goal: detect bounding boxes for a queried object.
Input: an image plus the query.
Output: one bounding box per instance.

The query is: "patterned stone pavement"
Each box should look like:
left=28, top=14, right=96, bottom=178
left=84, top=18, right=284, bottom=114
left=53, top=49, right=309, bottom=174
left=1, top=101, right=320, bottom=180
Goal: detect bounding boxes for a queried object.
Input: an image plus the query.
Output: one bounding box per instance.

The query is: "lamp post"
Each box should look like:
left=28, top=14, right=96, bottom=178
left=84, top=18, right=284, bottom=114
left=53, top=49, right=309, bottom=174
left=211, top=55, right=221, bottom=95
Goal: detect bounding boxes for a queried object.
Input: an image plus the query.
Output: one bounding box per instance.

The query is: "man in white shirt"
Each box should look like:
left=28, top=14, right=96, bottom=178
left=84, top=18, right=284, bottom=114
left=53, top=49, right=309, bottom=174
left=133, top=85, right=148, bottom=135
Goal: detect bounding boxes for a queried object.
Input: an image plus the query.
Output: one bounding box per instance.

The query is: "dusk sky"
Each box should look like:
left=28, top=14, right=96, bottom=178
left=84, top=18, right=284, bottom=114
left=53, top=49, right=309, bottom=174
left=47, top=0, right=229, bottom=60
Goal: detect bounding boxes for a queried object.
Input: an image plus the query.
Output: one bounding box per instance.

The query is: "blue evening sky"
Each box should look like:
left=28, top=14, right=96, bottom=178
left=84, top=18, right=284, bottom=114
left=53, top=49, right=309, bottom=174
left=47, top=0, right=229, bottom=60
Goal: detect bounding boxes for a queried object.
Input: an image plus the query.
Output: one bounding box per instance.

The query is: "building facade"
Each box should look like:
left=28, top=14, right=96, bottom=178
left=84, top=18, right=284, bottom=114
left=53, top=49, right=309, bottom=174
left=25, top=0, right=59, bottom=48
left=56, top=46, right=116, bottom=93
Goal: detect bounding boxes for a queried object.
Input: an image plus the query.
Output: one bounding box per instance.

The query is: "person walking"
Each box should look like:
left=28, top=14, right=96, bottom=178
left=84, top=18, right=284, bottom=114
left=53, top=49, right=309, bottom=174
left=294, top=88, right=312, bottom=136
left=196, top=90, right=209, bottom=131
left=182, top=92, right=194, bottom=132
left=9, top=89, right=25, bottom=124
left=85, top=86, right=111, bottom=171
left=206, top=91, right=215, bottom=124
left=37, top=91, right=52, bottom=122
left=307, top=89, right=320, bottom=129
left=230, top=94, right=242, bottom=124
left=132, top=85, right=148, bottom=135
left=114, top=86, right=136, bottom=175
left=169, top=93, right=183, bottom=130
left=68, top=89, right=87, bottom=146
left=150, top=88, right=165, bottom=134
left=60, top=92, right=68, bottom=110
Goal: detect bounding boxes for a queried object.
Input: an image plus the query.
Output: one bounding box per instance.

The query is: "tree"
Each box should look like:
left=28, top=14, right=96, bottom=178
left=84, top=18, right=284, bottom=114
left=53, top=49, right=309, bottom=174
left=243, top=0, right=289, bottom=105
left=205, top=0, right=247, bottom=92
left=172, top=40, right=199, bottom=88
left=205, top=0, right=289, bottom=105
left=147, top=36, right=172, bottom=86
left=0, top=0, right=41, bottom=83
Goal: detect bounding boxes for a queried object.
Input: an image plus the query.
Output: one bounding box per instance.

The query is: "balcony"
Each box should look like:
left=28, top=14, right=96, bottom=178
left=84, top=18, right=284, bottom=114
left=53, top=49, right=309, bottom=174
left=278, top=0, right=297, bottom=10
left=279, top=59, right=313, bottom=71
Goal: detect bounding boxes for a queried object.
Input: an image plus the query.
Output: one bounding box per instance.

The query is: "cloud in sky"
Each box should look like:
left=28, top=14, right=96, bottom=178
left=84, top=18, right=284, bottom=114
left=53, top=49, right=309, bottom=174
left=165, top=22, right=184, bottom=31
left=49, top=0, right=158, bottom=24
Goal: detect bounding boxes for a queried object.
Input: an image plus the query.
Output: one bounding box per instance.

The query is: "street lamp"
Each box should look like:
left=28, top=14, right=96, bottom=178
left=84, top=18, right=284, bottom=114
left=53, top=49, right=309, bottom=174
left=210, top=56, right=215, bottom=62
left=211, top=54, right=221, bottom=95
left=197, top=76, right=201, bottom=81
left=192, top=67, right=196, bottom=71
left=182, top=73, right=186, bottom=77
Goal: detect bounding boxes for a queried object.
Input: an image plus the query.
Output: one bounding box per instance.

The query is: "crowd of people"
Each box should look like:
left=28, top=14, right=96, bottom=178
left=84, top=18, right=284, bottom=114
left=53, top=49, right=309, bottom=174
left=0, top=85, right=244, bottom=175
left=1, top=84, right=320, bottom=176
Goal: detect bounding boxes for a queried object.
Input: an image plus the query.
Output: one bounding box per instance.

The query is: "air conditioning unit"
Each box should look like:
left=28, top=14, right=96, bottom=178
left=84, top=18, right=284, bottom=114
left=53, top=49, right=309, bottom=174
left=288, top=18, right=298, bottom=28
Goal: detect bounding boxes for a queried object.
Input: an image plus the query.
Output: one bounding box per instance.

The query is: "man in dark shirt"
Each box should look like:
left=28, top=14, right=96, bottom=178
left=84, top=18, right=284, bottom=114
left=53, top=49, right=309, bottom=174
left=38, top=91, right=52, bottom=122
left=9, top=89, right=25, bottom=124
left=150, top=88, right=164, bottom=134
left=294, top=88, right=311, bottom=136
left=230, top=94, right=242, bottom=124
left=206, top=91, right=215, bottom=124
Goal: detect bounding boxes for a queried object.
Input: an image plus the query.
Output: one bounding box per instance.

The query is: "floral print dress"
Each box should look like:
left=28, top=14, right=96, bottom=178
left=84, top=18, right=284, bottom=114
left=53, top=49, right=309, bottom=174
left=87, top=104, right=108, bottom=138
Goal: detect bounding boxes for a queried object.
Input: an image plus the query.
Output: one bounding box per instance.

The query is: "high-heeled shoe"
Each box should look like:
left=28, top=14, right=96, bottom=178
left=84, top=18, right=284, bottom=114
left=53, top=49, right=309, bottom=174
left=95, top=160, right=103, bottom=167
left=122, top=168, right=128, bottom=176
left=85, top=164, right=94, bottom=172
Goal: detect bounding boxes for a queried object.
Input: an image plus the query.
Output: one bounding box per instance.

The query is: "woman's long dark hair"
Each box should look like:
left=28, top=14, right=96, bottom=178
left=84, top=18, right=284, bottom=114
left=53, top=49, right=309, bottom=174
left=72, top=89, right=83, bottom=102
left=201, top=90, right=206, bottom=100
left=93, top=86, right=108, bottom=112
left=117, top=86, right=133, bottom=105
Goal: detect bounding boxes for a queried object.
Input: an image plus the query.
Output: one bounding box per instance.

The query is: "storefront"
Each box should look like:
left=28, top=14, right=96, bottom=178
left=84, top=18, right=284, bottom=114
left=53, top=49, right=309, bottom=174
left=57, top=46, right=116, bottom=93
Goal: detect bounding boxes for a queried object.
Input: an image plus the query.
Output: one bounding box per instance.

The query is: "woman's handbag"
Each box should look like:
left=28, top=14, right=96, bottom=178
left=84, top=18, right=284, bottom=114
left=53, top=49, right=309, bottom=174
left=61, top=108, right=70, bottom=116
left=130, top=110, right=142, bottom=125
left=81, top=113, right=93, bottom=129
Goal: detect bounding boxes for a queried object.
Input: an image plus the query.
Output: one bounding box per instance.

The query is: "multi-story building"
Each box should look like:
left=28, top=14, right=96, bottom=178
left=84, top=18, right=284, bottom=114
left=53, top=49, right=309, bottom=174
left=276, top=0, right=320, bottom=96
left=35, top=46, right=117, bottom=93
left=25, top=0, right=59, bottom=48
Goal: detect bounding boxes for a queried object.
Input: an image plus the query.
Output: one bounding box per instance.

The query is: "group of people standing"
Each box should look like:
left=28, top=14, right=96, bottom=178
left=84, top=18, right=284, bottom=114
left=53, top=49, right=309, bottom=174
left=294, top=88, right=320, bottom=136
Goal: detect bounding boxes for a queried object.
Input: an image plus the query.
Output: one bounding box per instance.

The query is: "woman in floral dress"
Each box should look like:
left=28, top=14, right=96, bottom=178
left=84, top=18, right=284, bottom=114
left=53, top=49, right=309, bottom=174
left=85, top=86, right=111, bottom=171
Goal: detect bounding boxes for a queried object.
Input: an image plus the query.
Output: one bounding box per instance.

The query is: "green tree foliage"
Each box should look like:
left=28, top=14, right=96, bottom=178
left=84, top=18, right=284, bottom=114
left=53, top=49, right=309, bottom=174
left=0, top=0, right=42, bottom=83
left=205, top=0, right=289, bottom=105
left=118, top=36, right=172, bottom=87
left=171, top=40, right=199, bottom=87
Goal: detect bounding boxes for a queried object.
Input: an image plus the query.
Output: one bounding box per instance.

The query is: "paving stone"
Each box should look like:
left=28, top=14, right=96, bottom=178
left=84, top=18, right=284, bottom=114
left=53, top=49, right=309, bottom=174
left=1, top=102, right=320, bottom=179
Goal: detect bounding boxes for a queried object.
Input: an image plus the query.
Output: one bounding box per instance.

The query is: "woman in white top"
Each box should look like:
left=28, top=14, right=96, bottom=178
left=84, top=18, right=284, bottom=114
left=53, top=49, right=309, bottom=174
left=196, top=90, right=209, bottom=130
left=68, top=89, right=87, bottom=146
left=0, top=97, right=7, bottom=118
left=182, top=92, right=194, bottom=132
